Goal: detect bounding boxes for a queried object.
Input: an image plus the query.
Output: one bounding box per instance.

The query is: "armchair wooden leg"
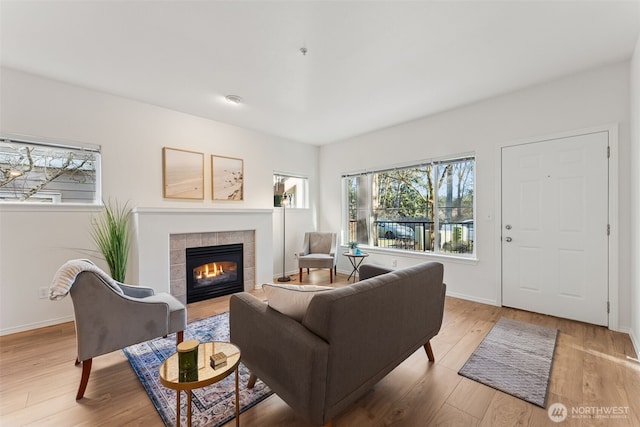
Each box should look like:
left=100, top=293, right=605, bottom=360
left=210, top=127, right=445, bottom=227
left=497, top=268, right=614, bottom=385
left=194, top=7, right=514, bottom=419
left=299, top=268, right=303, bottom=282
left=176, top=331, right=184, bottom=344
left=247, top=373, right=257, bottom=389
left=76, top=358, right=92, bottom=400
left=75, top=357, right=80, bottom=366
left=424, top=341, right=435, bottom=362
left=330, top=269, right=333, bottom=283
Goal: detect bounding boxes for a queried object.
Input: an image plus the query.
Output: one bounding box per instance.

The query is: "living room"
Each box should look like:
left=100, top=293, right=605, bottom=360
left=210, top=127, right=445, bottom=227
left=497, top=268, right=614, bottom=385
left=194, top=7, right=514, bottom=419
left=1, top=1, right=640, bottom=426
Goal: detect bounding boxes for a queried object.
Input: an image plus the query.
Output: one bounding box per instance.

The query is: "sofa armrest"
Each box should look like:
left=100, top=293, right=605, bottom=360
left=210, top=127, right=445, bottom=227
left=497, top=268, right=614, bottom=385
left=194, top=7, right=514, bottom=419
left=230, top=292, right=330, bottom=426
left=358, top=263, right=394, bottom=280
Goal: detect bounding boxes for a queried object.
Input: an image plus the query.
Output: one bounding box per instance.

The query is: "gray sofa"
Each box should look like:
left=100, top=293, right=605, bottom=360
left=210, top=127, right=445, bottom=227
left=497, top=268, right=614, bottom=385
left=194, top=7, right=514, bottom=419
left=229, top=261, right=446, bottom=426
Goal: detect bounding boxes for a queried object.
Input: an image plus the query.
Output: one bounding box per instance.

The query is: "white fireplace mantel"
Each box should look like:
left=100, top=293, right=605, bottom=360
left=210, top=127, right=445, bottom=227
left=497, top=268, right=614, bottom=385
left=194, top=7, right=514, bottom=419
left=131, top=207, right=274, bottom=295
left=133, top=207, right=273, bottom=216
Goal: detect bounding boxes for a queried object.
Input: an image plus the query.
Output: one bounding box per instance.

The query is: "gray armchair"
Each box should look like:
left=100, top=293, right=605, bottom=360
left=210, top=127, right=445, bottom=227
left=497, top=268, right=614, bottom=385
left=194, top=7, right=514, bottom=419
left=298, top=232, right=338, bottom=283
left=68, top=270, right=186, bottom=399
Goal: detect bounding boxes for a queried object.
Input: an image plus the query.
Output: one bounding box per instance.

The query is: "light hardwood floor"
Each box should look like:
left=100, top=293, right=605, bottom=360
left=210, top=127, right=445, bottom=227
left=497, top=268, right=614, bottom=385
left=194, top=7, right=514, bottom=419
left=1, top=270, right=639, bottom=426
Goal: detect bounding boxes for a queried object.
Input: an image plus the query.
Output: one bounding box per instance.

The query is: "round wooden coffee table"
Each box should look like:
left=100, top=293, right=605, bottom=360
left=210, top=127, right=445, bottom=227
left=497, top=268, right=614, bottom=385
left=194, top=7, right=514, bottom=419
left=159, top=341, right=241, bottom=427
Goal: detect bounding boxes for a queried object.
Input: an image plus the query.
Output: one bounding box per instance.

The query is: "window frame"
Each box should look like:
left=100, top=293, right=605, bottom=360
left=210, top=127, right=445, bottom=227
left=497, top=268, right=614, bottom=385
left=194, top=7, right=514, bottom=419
left=273, top=172, right=309, bottom=209
left=0, top=133, right=102, bottom=205
left=342, top=154, right=476, bottom=258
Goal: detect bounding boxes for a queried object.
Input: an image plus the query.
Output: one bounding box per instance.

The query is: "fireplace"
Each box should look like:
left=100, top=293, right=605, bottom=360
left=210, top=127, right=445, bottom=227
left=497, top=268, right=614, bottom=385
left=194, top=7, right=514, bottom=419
left=186, top=243, right=244, bottom=303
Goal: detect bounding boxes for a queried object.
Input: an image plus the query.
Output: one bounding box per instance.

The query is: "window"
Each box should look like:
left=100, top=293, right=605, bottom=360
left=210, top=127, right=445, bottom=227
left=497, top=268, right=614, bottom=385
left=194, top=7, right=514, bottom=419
left=344, top=155, right=475, bottom=256
left=0, top=136, right=101, bottom=204
left=273, top=173, right=308, bottom=208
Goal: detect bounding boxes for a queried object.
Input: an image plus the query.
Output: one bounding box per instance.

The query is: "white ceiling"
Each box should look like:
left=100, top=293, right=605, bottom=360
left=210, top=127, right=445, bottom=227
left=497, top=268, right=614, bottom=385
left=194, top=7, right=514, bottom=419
left=1, top=1, right=639, bottom=145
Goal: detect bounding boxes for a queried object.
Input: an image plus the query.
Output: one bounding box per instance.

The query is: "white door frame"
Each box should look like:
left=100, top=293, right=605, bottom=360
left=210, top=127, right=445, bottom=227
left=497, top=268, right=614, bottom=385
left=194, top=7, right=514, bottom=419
left=495, top=124, right=619, bottom=331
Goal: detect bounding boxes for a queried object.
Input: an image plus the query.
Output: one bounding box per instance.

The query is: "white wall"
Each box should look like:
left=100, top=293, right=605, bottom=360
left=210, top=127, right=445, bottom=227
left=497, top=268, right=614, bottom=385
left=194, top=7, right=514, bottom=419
left=319, top=62, right=633, bottom=330
left=1, top=60, right=636, bottom=339
left=0, top=68, right=317, bottom=335
left=630, top=35, right=640, bottom=354
left=273, top=209, right=316, bottom=278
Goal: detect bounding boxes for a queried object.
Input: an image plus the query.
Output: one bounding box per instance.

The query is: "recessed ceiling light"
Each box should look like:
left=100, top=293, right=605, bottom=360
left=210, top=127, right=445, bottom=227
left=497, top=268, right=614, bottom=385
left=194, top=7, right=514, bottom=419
left=224, top=95, right=243, bottom=105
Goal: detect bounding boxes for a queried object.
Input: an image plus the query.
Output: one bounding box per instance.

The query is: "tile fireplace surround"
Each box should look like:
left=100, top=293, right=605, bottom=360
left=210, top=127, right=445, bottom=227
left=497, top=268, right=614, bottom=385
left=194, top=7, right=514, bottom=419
left=132, top=208, right=274, bottom=302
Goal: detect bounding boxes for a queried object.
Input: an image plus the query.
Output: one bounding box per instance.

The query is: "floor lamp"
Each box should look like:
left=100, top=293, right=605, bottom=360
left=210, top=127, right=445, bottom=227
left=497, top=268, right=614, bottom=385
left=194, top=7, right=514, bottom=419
left=277, top=193, right=291, bottom=282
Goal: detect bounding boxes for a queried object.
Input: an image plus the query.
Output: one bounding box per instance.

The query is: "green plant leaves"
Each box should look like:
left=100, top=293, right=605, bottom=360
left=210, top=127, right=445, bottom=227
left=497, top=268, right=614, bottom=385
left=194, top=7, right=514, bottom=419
left=91, top=199, right=132, bottom=282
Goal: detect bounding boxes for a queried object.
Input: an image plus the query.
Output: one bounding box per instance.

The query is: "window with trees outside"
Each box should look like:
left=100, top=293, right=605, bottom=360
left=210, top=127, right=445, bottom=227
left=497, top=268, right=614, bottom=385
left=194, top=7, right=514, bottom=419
left=344, top=155, right=475, bottom=256
left=273, top=173, right=308, bottom=208
left=0, top=136, right=101, bottom=204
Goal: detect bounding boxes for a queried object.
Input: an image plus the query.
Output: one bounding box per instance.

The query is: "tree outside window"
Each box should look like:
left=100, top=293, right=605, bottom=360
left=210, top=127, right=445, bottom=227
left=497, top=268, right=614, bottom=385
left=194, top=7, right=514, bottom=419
left=0, top=137, right=100, bottom=204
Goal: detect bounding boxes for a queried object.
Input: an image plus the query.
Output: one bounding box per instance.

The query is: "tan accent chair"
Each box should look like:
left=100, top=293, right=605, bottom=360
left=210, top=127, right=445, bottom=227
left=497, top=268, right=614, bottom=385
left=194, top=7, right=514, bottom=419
left=297, top=232, right=338, bottom=283
left=69, top=271, right=186, bottom=399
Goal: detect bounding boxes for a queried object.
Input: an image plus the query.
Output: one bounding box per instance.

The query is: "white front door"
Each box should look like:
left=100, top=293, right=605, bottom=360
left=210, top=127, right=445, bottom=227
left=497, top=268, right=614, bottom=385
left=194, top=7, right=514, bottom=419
left=501, top=131, right=609, bottom=326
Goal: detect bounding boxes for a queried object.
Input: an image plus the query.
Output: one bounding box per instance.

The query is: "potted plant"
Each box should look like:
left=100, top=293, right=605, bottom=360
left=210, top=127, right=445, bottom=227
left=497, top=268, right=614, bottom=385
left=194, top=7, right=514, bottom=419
left=348, top=241, right=358, bottom=254
left=90, top=199, right=132, bottom=282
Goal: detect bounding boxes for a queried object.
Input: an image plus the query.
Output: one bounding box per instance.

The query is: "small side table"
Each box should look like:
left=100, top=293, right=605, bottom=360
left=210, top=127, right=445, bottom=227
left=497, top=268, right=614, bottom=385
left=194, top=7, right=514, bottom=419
left=343, top=252, right=369, bottom=282
left=159, top=341, right=241, bottom=427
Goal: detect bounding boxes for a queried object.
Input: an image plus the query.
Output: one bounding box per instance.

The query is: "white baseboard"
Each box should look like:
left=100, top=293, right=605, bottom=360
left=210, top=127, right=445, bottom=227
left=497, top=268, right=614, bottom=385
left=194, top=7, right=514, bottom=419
left=0, top=315, right=74, bottom=336
left=445, top=290, right=499, bottom=307
left=627, top=328, right=640, bottom=359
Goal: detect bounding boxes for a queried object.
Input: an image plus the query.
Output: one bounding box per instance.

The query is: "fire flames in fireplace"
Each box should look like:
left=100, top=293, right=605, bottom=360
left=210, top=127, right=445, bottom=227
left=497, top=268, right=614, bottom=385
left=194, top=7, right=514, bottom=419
left=193, top=261, right=237, bottom=286
left=197, top=262, right=223, bottom=279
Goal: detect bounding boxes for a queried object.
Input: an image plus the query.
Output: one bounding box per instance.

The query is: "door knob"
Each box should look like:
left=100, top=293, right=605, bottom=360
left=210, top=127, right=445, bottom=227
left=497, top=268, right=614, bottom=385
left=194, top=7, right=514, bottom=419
left=505, top=237, right=512, bottom=242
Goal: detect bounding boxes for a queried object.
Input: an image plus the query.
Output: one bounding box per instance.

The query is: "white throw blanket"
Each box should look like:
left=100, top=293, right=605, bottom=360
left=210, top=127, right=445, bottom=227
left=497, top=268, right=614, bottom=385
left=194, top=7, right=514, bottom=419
left=49, top=259, right=118, bottom=300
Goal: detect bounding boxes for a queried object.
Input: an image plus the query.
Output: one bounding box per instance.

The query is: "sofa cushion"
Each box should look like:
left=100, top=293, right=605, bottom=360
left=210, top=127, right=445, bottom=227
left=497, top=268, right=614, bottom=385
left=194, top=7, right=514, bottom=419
left=262, top=283, right=333, bottom=321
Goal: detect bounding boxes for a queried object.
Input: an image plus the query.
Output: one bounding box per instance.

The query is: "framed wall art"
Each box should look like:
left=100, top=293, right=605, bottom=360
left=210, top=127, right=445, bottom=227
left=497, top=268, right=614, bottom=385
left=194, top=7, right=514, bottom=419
left=211, top=155, right=243, bottom=201
left=162, top=147, right=204, bottom=200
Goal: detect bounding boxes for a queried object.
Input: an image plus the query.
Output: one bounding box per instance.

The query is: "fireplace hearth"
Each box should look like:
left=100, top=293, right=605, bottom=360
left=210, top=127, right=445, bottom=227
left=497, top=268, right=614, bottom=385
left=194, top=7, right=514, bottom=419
left=186, top=243, right=244, bottom=303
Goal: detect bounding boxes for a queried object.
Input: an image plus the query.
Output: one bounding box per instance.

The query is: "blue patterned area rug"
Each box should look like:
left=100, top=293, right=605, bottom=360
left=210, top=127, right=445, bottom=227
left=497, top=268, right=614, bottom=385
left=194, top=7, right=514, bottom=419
left=458, top=317, right=558, bottom=408
left=123, top=312, right=272, bottom=427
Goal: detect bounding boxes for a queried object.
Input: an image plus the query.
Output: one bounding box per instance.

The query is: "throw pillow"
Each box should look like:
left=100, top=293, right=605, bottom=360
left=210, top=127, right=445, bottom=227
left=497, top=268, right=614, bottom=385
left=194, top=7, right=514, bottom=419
left=262, top=283, right=333, bottom=321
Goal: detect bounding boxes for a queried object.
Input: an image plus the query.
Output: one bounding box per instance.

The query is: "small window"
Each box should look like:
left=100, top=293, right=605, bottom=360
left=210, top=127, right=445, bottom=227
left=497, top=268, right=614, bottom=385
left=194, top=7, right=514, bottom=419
left=273, top=173, right=308, bottom=208
left=0, top=136, right=101, bottom=204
